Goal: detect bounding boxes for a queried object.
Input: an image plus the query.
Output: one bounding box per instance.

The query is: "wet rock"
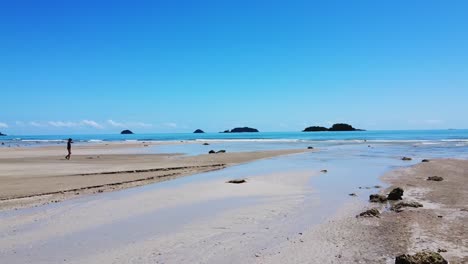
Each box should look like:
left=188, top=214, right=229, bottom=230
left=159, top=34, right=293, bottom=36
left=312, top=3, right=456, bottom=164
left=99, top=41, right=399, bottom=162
left=437, top=249, right=447, bottom=253
left=358, top=208, right=380, bottom=217
left=401, top=157, right=412, bottom=161
left=388, top=187, right=404, bottom=200
left=202, top=143, right=210, bottom=145
left=374, top=185, right=382, bottom=189
left=209, top=150, right=216, bottom=154
left=227, top=179, right=246, bottom=184
left=391, top=201, right=423, bottom=212
left=193, top=129, right=205, bottom=133
left=217, top=150, right=226, bottom=153
left=307, top=146, right=314, bottom=149
left=395, top=251, right=447, bottom=264
left=349, top=193, right=357, bottom=197
left=370, top=194, right=388, bottom=203
left=320, top=169, right=328, bottom=173
left=427, top=176, right=444, bottom=181
left=421, top=159, right=430, bottom=163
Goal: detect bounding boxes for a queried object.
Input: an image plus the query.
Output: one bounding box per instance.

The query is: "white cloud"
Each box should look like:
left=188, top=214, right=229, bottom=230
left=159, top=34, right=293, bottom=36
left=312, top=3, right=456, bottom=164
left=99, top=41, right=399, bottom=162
left=134, top=122, right=153, bottom=128
left=0, top=122, right=8, bottom=128
left=107, top=120, right=125, bottom=127
left=48, top=121, right=79, bottom=127
left=29, top=121, right=43, bottom=127
left=81, top=120, right=104, bottom=129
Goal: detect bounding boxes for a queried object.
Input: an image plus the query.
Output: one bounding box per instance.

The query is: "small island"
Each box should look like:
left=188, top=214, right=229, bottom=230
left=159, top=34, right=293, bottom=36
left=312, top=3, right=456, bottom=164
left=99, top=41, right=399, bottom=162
left=0, top=132, right=6, bottom=136
left=303, top=123, right=364, bottom=132
left=120, top=130, right=134, bottom=135
left=223, top=127, right=259, bottom=133
left=193, top=129, right=205, bottom=134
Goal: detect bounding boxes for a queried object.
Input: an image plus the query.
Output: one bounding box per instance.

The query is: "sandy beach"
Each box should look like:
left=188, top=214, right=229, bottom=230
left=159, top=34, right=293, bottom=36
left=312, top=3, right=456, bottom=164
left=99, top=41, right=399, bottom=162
left=0, top=142, right=311, bottom=210
left=0, top=141, right=467, bottom=264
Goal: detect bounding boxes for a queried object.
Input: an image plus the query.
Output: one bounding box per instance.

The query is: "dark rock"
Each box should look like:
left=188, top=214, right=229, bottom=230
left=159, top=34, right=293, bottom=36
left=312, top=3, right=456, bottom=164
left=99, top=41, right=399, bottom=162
left=228, top=127, right=259, bottom=133
left=421, top=159, right=430, bottom=163
left=227, top=179, right=246, bottom=184
left=217, top=150, right=226, bottom=153
left=374, top=185, right=382, bottom=189
left=1, top=142, right=4, bottom=145
left=395, top=251, right=447, bottom=264
left=0, top=132, right=6, bottom=136
left=437, top=249, right=447, bottom=253
left=391, top=201, right=423, bottom=212
left=358, top=208, right=380, bottom=217
left=328, top=123, right=361, bottom=131
left=388, top=187, right=404, bottom=200
left=303, top=126, right=328, bottom=132
left=320, top=169, right=328, bottom=173
left=222, top=130, right=230, bottom=133
left=120, top=130, right=134, bottom=134
left=370, top=194, right=388, bottom=203
left=349, top=193, right=357, bottom=197
left=202, top=143, right=210, bottom=145
left=427, top=176, right=444, bottom=182
left=208, top=150, right=216, bottom=154
left=193, top=129, right=205, bottom=133
left=307, top=146, right=314, bottom=149
left=401, top=157, right=412, bottom=161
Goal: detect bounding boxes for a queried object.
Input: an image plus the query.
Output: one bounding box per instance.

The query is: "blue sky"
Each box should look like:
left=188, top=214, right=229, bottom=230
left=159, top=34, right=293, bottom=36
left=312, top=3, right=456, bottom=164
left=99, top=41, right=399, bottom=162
left=1, top=0, right=467, bottom=134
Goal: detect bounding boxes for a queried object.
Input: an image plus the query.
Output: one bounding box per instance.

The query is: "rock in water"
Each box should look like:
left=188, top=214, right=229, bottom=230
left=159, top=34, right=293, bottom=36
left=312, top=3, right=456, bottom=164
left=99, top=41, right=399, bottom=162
left=0, top=132, right=6, bottom=136
left=401, top=157, right=412, bottom=161
left=395, top=251, right=448, bottom=264
left=120, top=130, right=134, bottom=134
left=421, top=159, right=430, bottom=162
left=227, top=179, right=246, bottom=184
left=369, top=194, right=388, bottom=203
left=302, top=126, right=328, bottom=132
left=388, top=187, right=404, bottom=200
left=358, top=208, right=380, bottom=217
left=216, top=150, right=226, bottom=153
left=307, top=146, right=314, bottom=149
left=208, top=150, right=216, bottom=154
left=202, top=143, right=210, bottom=145
left=193, top=129, right=205, bottom=133
left=427, top=176, right=444, bottom=181
left=229, top=127, right=259, bottom=133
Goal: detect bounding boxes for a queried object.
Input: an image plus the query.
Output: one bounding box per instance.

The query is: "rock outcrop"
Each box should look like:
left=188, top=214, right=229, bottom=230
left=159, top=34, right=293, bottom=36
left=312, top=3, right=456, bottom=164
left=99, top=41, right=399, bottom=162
left=427, top=176, right=444, bottom=181
left=391, top=201, right=423, bottom=212
left=421, top=159, right=430, bottom=162
left=303, top=123, right=364, bottom=132
left=120, top=130, right=134, bottom=135
left=193, top=129, right=205, bottom=133
left=227, top=179, right=246, bottom=184
left=395, top=251, right=448, bottom=264
left=402, top=157, right=412, bottom=161
left=0, top=132, right=6, bottom=136
left=387, top=187, right=404, bottom=200
left=224, top=127, right=259, bottom=133
left=358, top=208, right=380, bottom=217
left=370, top=194, right=388, bottom=203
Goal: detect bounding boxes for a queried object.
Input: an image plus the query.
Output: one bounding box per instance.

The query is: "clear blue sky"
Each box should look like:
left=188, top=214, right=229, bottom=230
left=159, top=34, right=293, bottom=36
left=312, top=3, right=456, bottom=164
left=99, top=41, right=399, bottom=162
left=1, top=0, right=467, bottom=134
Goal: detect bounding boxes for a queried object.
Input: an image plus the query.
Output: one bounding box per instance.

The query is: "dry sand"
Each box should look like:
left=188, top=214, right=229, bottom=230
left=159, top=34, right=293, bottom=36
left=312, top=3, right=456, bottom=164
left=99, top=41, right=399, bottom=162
left=0, top=142, right=311, bottom=210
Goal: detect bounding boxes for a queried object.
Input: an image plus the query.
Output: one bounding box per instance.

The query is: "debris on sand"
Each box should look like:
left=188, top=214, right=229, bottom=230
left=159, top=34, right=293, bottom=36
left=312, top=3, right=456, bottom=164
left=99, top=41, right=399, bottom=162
left=370, top=194, right=388, bottom=203
left=395, top=251, right=448, bottom=264
left=358, top=208, right=380, bottom=218
left=421, top=159, right=430, bottom=162
left=227, top=179, right=246, bottom=184
left=401, top=157, right=412, bottom=161
left=387, top=187, right=404, bottom=200
left=427, top=176, right=444, bottom=182
left=391, top=201, right=423, bottom=212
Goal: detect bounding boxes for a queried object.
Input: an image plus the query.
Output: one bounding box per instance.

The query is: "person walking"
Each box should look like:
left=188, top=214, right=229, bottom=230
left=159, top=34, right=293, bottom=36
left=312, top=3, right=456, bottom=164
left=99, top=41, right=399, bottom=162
left=65, top=138, right=73, bottom=160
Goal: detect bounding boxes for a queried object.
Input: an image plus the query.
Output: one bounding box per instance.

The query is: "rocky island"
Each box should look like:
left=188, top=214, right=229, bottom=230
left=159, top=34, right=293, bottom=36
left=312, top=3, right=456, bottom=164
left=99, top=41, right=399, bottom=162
left=120, top=130, right=134, bottom=135
left=193, top=129, right=205, bottom=133
left=303, top=123, right=364, bottom=132
left=0, top=132, right=6, bottom=136
left=222, top=127, right=259, bottom=133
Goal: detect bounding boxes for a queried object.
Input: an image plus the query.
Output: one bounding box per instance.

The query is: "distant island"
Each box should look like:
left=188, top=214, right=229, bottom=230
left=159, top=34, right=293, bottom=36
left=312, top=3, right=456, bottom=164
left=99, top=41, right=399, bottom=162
left=0, top=132, right=6, bottom=136
left=303, top=123, right=364, bottom=132
left=193, top=129, right=205, bottom=134
left=222, top=127, right=259, bottom=133
left=120, top=130, right=134, bottom=134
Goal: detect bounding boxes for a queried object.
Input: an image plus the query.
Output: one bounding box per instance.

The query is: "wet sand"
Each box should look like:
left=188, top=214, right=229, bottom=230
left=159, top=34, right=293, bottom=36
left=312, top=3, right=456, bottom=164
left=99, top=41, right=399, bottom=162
left=0, top=142, right=311, bottom=210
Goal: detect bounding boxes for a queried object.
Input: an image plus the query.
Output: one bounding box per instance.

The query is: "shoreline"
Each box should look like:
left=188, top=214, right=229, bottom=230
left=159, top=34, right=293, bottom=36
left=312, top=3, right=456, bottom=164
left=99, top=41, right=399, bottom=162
left=0, top=143, right=313, bottom=210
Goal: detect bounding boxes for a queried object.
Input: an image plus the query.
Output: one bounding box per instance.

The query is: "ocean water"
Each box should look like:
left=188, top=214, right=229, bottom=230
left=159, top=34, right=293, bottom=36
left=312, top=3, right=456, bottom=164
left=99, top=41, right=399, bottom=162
left=2, top=129, right=468, bottom=144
